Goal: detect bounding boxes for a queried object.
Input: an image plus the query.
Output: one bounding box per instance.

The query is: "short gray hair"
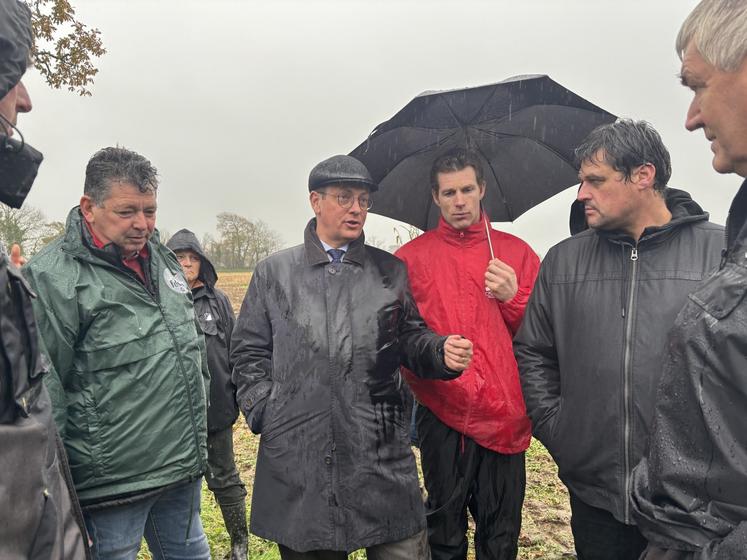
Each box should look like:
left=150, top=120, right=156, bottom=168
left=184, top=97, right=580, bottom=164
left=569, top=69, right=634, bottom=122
left=84, top=146, right=159, bottom=206
left=676, top=0, right=747, bottom=71
left=575, top=119, right=672, bottom=193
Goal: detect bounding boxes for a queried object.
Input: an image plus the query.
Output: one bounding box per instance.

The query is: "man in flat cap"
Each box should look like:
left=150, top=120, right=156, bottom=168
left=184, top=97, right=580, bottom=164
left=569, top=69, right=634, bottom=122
left=231, top=154, right=474, bottom=559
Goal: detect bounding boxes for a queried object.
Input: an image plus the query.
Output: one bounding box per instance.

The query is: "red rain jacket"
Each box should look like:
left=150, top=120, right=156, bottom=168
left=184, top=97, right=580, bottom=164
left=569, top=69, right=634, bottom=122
left=396, top=216, right=539, bottom=454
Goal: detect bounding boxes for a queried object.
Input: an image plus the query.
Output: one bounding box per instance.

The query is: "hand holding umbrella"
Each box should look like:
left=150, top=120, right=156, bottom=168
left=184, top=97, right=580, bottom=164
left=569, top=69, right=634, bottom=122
left=443, top=335, right=473, bottom=372
left=485, top=258, right=517, bottom=302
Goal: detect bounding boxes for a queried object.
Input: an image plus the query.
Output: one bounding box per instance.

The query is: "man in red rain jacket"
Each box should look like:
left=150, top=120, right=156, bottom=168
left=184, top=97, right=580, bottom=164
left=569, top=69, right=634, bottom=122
left=396, top=148, right=540, bottom=560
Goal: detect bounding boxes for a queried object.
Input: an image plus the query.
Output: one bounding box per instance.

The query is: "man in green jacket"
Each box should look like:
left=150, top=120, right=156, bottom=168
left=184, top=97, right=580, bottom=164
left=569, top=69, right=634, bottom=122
left=25, top=146, right=210, bottom=560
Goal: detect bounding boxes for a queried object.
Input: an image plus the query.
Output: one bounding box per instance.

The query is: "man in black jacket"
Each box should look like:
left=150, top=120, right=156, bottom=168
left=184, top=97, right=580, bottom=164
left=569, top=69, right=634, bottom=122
left=167, top=229, right=248, bottom=560
left=631, top=1, right=747, bottom=558
left=231, top=154, right=474, bottom=559
left=513, top=119, right=724, bottom=560
left=0, top=1, right=89, bottom=557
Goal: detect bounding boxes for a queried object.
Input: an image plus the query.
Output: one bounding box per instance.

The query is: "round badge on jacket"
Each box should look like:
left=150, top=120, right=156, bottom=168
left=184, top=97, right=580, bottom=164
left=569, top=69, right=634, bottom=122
left=163, top=267, right=189, bottom=294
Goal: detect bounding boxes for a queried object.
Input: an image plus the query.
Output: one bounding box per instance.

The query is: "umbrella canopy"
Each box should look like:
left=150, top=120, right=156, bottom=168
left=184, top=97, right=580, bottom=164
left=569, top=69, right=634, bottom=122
left=350, top=74, right=617, bottom=230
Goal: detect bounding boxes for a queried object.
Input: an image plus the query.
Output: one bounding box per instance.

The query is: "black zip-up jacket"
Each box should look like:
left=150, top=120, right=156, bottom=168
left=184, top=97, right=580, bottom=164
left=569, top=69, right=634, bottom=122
left=631, top=180, right=747, bottom=558
left=514, top=188, right=724, bottom=524
left=0, top=2, right=89, bottom=557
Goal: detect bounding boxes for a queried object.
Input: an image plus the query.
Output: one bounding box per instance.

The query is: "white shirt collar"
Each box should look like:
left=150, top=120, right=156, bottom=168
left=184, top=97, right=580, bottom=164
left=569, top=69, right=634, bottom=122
left=320, top=240, right=349, bottom=262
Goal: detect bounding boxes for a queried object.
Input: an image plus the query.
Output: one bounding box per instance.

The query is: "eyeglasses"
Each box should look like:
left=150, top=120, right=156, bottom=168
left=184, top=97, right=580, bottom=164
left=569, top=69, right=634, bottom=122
left=316, top=190, right=373, bottom=211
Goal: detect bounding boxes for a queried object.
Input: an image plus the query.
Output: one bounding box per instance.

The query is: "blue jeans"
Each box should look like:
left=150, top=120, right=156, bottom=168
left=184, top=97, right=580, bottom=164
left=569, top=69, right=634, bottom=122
left=83, top=478, right=211, bottom=560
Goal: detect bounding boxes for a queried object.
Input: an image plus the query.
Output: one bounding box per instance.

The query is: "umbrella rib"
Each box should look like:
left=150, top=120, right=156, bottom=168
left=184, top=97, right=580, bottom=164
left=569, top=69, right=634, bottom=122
left=471, top=104, right=614, bottom=127
left=377, top=130, right=460, bottom=179
left=474, top=127, right=578, bottom=165
left=439, top=95, right=467, bottom=128
left=472, top=143, right=515, bottom=221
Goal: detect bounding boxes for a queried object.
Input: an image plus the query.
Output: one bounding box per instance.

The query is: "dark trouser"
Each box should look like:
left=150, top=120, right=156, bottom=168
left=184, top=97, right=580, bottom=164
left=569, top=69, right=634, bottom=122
left=205, top=426, right=247, bottom=506
left=277, top=529, right=429, bottom=559
left=417, top=406, right=525, bottom=560
left=638, top=546, right=697, bottom=560
left=569, top=493, right=647, bottom=560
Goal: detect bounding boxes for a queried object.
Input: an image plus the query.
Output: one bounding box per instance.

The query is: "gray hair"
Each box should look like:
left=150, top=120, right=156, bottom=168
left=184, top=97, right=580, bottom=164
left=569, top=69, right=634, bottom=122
left=676, top=0, right=747, bottom=71
left=575, top=119, right=672, bottom=193
left=84, top=146, right=159, bottom=206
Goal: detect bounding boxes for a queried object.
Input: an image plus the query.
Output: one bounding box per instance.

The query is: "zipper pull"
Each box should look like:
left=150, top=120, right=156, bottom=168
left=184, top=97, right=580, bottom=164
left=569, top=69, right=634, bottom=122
left=630, top=247, right=638, bottom=261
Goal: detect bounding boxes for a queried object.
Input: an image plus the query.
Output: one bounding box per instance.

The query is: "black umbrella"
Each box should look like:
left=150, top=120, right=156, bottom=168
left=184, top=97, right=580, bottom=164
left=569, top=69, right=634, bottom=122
left=350, top=74, right=616, bottom=230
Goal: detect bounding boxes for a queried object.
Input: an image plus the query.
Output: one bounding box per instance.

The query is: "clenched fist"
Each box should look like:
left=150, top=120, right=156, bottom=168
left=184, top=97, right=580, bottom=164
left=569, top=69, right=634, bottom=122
left=485, top=258, right=517, bottom=302
left=443, top=335, right=474, bottom=372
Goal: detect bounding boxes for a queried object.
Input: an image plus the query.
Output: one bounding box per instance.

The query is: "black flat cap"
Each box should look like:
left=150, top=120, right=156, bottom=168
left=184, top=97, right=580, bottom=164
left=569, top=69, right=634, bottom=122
left=308, top=154, right=378, bottom=192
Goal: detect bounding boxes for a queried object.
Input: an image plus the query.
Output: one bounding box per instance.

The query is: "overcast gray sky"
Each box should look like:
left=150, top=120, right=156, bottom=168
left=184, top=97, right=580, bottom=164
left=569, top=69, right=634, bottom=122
left=19, top=0, right=737, bottom=256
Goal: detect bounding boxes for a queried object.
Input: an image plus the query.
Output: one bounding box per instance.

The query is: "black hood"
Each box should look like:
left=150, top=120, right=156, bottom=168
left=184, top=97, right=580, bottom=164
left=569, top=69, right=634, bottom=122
left=0, top=0, right=32, bottom=100
left=165, top=228, right=218, bottom=288
left=569, top=187, right=710, bottom=236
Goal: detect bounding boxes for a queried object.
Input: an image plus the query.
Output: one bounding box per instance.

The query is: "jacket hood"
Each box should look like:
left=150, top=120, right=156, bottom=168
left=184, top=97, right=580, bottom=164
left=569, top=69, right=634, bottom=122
left=0, top=0, right=32, bottom=100
left=569, top=187, right=710, bottom=237
left=165, top=228, right=218, bottom=288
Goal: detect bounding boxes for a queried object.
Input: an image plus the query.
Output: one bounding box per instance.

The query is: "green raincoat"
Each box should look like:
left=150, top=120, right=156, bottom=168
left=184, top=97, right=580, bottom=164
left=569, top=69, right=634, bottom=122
left=25, top=207, right=208, bottom=503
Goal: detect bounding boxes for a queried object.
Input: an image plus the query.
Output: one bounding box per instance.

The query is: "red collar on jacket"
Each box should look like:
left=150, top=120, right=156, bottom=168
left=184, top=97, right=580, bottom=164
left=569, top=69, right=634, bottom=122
left=435, top=212, right=491, bottom=248
left=83, top=218, right=150, bottom=282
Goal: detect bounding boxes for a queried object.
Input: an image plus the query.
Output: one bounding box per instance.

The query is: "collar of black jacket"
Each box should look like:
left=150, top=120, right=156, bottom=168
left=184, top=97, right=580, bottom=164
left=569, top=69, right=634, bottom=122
left=303, top=218, right=365, bottom=266
left=726, top=178, right=747, bottom=253
left=191, top=284, right=216, bottom=300
left=597, top=187, right=710, bottom=246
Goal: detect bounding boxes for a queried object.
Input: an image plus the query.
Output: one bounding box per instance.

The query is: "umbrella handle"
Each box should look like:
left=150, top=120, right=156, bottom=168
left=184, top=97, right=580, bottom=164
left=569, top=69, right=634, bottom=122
left=483, top=213, right=495, bottom=260
left=483, top=212, right=498, bottom=300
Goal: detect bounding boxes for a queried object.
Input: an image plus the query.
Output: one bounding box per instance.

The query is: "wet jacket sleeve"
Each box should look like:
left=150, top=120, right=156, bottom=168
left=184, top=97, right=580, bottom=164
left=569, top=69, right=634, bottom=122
left=230, top=268, right=273, bottom=434
left=512, top=259, right=561, bottom=445
left=195, top=322, right=211, bottom=407
left=218, top=290, right=237, bottom=375
left=498, top=244, right=540, bottom=335
left=23, top=267, right=79, bottom=437
left=397, top=268, right=460, bottom=381
left=699, top=523, right=747, bottom=559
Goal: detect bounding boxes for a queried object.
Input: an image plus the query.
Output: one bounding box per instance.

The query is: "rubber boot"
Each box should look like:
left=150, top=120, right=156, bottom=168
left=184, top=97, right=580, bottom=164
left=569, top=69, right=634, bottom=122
left=219, top=501, right=248, bottom=560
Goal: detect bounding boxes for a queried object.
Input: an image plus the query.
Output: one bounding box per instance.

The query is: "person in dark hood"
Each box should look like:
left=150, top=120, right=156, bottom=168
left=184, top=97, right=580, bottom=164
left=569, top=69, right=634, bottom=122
left=0, top=1, right=89, bottom=558
left=631, top=2, right=747, bottom=558
left=514, top=119, right=724, bottom=560
left=166, top=228, right=248, bottom=560
left=231, top=154, right=474, bottom=559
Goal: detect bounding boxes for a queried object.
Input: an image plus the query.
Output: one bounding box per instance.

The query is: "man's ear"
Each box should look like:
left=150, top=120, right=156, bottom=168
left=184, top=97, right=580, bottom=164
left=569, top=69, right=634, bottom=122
left=634, top=163, right=656, bottom=190
left=310, top=191, right=322, bottom=216
left=80, top=195, right=95, bottom=222
left=431, top=189, right=441, bottom=208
